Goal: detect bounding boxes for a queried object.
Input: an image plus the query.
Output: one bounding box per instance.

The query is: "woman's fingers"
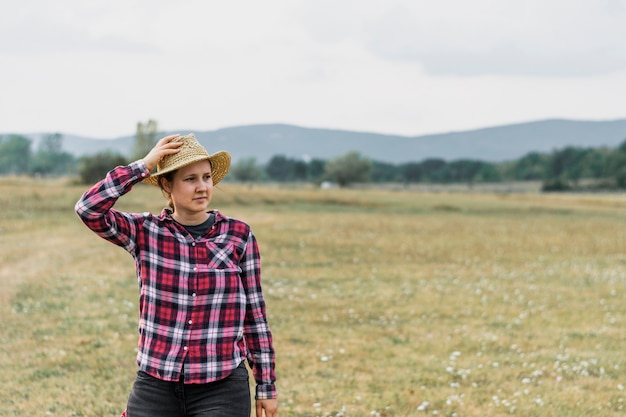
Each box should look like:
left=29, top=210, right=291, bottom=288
left=159, top=134, right=181, bottom=144
left=143, top=135, right=183, bottom=170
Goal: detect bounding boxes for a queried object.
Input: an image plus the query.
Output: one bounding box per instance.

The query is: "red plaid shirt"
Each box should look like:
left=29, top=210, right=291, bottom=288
left=75, top=161, right=276, bottom=399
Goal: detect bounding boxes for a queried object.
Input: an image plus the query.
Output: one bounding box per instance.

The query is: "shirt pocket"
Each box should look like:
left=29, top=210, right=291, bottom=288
left=195, top=242, right=244, bottom=297
left=199, top=241, right=240, bottom=270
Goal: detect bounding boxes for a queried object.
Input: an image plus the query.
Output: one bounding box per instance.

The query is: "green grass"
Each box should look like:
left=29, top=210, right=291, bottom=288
left=2, top=178, right=626, bottom=416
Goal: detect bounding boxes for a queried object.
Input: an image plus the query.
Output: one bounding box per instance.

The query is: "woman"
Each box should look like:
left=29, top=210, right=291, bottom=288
left=75, top=134, right=277, bottom=417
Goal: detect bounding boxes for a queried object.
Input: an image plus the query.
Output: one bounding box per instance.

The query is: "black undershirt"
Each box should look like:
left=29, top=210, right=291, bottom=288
left=181, top=213, right=215, bottom=239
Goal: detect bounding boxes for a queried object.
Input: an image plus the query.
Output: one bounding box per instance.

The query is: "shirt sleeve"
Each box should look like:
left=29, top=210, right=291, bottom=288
left=74, top=160, right=150, bottom=254
left=239, top=230, right=277, bottom=400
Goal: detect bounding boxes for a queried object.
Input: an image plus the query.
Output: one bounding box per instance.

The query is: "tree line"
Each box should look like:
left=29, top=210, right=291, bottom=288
left=2, top=127, right=626, bottom=191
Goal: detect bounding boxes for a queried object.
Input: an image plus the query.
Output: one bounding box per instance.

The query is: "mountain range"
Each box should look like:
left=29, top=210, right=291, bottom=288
left=20, top=118, right=626, bottom=164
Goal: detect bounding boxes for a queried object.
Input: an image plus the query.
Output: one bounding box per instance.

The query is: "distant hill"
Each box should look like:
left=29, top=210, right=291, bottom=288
left=16, top=119, right=626, bottom=164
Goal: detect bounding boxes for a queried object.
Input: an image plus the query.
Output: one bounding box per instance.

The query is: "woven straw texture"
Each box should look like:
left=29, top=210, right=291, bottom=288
left=143, top=134, right=231, bottom=186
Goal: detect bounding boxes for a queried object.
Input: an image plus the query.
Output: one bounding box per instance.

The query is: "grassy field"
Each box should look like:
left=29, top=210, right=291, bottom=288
left=2, top=177, right=626, bottom=416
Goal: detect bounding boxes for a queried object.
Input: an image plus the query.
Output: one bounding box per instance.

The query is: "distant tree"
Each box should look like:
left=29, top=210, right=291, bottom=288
left=40, top=132, right=63, bottom=154
left=78, top=151, right=128, bottom=184
left=324, top=151, right=371, bottom=187
left=545, top=146, right=590, bottom=183
left=131, top=119, right=159, bottom=162
left=231, top=157, right=263, bottom=183
left=292, top=160, right=308, bottom=181
left=306, top=158, right=326, bottom=182
left=265, top=155, right=293, bottom=181
left=473, top=163, right=501, bottom=182
left=508, top=152, right=548, bottom=181
left=439, top=160, right=477, bottom=183
left=0, top=135, right=31, bottom=174
left=438, top=159, right=499, bottom=183
left=605, top=139, right=626, bottom=188
left=400, top=162, right=423, bottom=183
left=614, top=163, right=626, bottom=189
left=30, top=133, right=75, bottom=176
left=541, top=179, right=572, bottom=192
left=265, top=155, right=322, bottom=182
left=370, top=160, right=400, bottom=182
left=578, top=148, right=611, bottom=179
left=420, top=158, right=446, bottom=182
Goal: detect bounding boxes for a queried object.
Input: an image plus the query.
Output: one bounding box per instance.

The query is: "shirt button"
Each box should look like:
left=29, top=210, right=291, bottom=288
left=183, top=346, right=188, bottom=351
left=191, top=293, right=197, bottom=297
left=188, top=320, right=193, bottom=325
left=192, top=242, right=196, bottom=247
left=193, top=267, right=197, bottom=272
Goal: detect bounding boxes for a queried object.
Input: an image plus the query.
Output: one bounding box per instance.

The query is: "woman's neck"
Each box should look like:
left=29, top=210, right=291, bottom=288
left=172, top=211, right=210, bottom=226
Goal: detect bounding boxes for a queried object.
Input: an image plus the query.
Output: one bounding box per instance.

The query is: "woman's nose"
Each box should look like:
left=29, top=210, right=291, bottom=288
left=198, top=179, right=211, bottom=190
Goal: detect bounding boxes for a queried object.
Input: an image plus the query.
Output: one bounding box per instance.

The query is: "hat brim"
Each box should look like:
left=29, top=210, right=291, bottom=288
left=143, top=151, right=231, bottom=186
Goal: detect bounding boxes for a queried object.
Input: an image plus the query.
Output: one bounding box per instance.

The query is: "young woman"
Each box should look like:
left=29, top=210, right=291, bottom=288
left=75, top=134, right=277, bottom=417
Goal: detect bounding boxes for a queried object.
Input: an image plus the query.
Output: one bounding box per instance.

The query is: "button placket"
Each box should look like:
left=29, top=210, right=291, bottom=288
left=185, top=239, right=198, bottom=355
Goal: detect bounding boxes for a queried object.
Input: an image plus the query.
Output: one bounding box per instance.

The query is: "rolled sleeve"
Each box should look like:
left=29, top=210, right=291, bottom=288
left=240, top=231, right=277, bottom=399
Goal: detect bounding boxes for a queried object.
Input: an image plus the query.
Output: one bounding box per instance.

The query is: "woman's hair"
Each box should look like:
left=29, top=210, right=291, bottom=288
left=158, top=170, right=177, bottom=211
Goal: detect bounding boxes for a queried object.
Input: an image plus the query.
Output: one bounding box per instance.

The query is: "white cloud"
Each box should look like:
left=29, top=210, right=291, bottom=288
left=295, top=0, right=626, bottom=77
left=0, top=0, right=625, bottom=137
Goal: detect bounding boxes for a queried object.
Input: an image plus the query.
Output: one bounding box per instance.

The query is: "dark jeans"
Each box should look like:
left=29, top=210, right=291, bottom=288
left=126, top=362, right=251, bottom=417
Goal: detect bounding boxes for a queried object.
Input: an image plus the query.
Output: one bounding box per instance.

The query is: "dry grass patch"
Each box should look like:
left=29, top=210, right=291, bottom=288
left=2, top=179, right=626, bottom=416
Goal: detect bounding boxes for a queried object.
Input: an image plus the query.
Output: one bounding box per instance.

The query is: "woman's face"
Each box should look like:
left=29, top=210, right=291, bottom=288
left=162, top=160, right=213, bottom=220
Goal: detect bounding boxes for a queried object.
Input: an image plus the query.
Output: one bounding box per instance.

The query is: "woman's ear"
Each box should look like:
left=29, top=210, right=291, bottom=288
left=159, top=176, right=172, bottom=194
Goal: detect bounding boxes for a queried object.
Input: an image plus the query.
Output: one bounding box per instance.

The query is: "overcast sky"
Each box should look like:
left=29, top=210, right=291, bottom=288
left=1, top=0, right=625, bottom=139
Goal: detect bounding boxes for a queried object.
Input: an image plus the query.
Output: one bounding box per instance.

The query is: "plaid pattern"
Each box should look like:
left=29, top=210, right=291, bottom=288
left=75, top=161, right=276, bottom=399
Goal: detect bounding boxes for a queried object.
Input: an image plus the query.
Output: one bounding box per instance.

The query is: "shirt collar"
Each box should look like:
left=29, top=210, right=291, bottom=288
left=159, top=208, right=225, bottom=224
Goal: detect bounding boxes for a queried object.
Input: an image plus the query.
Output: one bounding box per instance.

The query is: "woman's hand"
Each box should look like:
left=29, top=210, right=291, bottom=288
left=142, top=134, right=183, bottom=171
left=256, top=398, right=278, bottom=417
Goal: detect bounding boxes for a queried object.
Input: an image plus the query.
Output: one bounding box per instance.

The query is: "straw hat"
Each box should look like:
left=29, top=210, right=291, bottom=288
left=143, top=133, right=231, bottom=186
